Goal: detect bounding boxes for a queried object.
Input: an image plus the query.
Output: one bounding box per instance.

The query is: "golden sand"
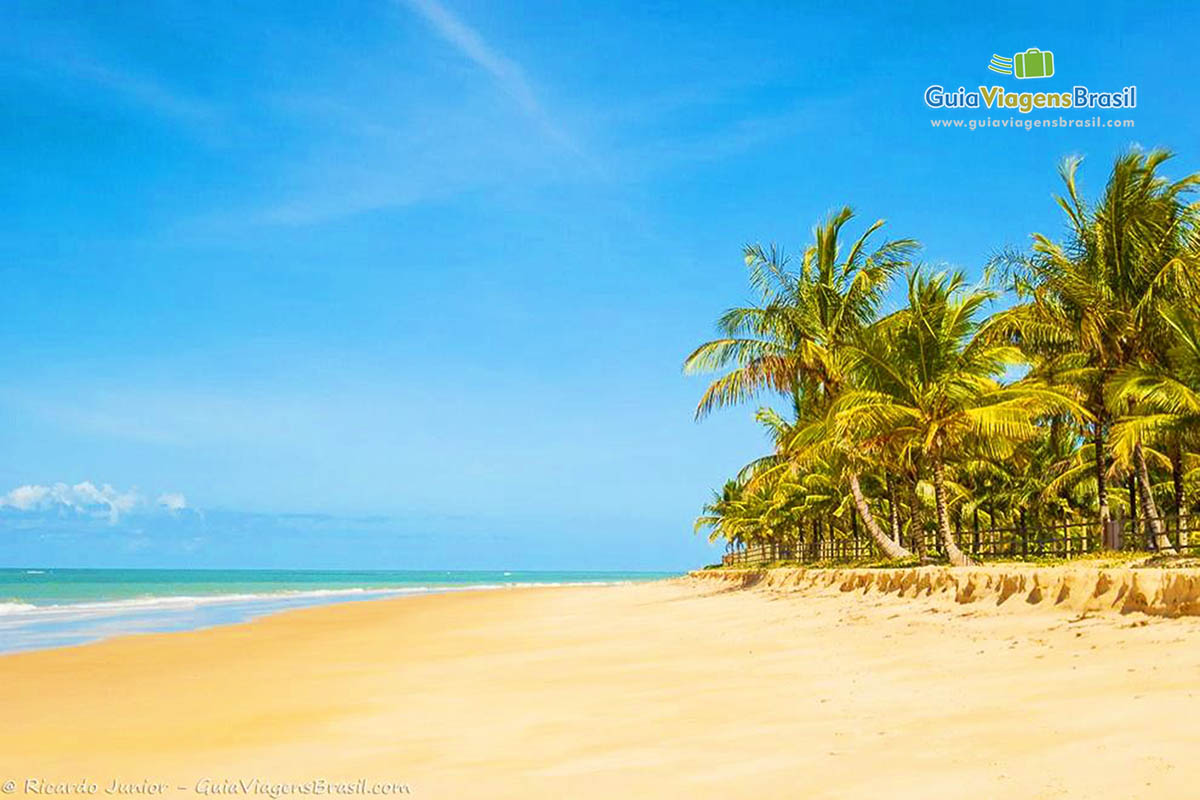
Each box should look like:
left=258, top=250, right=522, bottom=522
left=3, top=573, right=1200, bottom=798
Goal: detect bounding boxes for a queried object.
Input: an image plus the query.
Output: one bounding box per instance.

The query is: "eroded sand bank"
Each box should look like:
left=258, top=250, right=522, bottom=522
left=692, top=563, right=1200, bottom=616
left=2, top=574, right=1199, bottom=798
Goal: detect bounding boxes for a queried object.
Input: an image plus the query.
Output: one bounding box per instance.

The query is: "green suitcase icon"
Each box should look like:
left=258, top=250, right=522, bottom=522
left=1014, top=48, right=1054, bottom=79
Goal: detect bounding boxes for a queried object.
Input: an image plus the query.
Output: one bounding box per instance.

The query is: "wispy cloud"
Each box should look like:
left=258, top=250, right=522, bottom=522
left=240, top=92, right=587, bottom=226
left=0, top=481, right=187, bottom=524
left=55, top=53, right=217, bottom=125
left=189, top=0, right=600, bottom=229
left=398, top=0, right=576, bottom=151
left=2, top=23, right=219, bottom=129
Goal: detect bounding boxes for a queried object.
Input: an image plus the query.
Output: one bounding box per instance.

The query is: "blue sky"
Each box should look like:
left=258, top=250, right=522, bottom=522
left=2, top=0, right=1199, bottom=570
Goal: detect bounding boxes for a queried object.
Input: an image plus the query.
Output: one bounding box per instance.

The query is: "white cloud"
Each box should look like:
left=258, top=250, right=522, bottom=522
left=2, top=484, right=53, bottom=511
left=0, top=482, right=185, bottom=523
left=157, top=492, right=189, bottom=512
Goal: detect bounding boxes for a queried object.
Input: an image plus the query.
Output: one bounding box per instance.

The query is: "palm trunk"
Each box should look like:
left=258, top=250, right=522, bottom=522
left=1134, top=441, right=1175, bottom=554
left=1172, top=440, right=1187, bottom=549
left=848, top=472, right=912, bottom=560
left=931, top=454, right=974, bottom=566
left=909, top=473, right=928, bottom=564
left=1094, top=419, right=1110, bottom=523
left=886, top=473, right=902, bottom=544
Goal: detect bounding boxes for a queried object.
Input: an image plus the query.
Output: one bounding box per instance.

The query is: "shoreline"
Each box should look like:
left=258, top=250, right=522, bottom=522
left=4, top=576, right=1200, bottom=798
left=0, top=572, right=672, bottom=655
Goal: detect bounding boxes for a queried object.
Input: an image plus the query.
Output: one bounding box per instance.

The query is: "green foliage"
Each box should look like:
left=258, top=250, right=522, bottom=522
left=689, top=148, right=1200, bottom=566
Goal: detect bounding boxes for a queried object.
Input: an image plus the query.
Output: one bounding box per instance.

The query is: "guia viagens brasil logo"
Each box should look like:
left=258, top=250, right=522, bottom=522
left=925, top=48, right=1136, bottom=114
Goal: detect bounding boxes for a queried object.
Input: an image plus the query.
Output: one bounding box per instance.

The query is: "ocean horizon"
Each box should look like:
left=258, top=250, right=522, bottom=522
left=0, top=567, right=677, bottom=654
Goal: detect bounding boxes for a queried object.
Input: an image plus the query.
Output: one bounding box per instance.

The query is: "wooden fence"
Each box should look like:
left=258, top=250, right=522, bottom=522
left=720, top=513, right=1193, bottom=567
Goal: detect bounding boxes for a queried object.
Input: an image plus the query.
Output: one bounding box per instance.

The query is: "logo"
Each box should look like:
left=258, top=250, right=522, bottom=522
left=923, top=46, right=1136, bottom=115
left=989, top=48, right=1055, bottom=79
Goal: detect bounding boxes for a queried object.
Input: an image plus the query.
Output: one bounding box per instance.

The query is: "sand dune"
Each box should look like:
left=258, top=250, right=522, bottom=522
left=3, top=575, right=1200, bottom=798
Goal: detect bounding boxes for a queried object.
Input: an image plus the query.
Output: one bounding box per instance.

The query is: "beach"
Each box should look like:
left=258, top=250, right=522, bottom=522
left=3, top=574, right=1200, bottom=798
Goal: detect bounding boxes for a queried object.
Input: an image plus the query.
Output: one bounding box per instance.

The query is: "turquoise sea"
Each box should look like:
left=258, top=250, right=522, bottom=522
left=0, top=568, right=675, bottom=654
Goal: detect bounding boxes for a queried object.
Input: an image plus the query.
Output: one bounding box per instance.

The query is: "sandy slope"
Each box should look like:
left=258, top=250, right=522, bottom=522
left=694, top=563, right=1200, bottom=616
left=2, top=575, right=1199, bottom=799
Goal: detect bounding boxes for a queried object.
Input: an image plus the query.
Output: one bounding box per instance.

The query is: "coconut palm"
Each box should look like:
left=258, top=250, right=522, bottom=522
left=832, top=270, right=1081, bottom=566
left=694, top=480, right=749, bottom=547
left=684, top=207, right=917, bottom=559
left=988, top=149, right=1200, bottom=552
left=780, top=388, right=915, bottom=559
left=1110, top=307, right=1200, bottom=546
left=689, top=148, right=1200, bottom=567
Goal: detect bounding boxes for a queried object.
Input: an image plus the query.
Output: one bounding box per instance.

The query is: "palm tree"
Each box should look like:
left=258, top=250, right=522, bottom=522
left=1110, top=307, right=1200, bottom=547
left=684, top=207, right=917, bottom=559
left=694, top=480, right=749, bottom=548
left=783, top=392, right=918, bottom=559
left=833, top=270, right=1081, bottom=566
left=689, top=148, right=1200, bottom=567
left=989, top=149, right=1200, bottom=551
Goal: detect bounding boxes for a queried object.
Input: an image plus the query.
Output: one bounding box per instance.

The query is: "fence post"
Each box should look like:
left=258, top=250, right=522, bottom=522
left=972, top=507, right=980, bottom=557
left=1127, top=477, right=1140, bottom=549
left=851, top=511, right=860, bottom=560
left=987, top=502, right=997, bottom=554
left=1102, top=513, right=1125, bottom=551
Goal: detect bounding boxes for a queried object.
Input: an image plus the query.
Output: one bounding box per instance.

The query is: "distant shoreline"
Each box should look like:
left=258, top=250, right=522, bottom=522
left=0, top=568, right=675, bottom=654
